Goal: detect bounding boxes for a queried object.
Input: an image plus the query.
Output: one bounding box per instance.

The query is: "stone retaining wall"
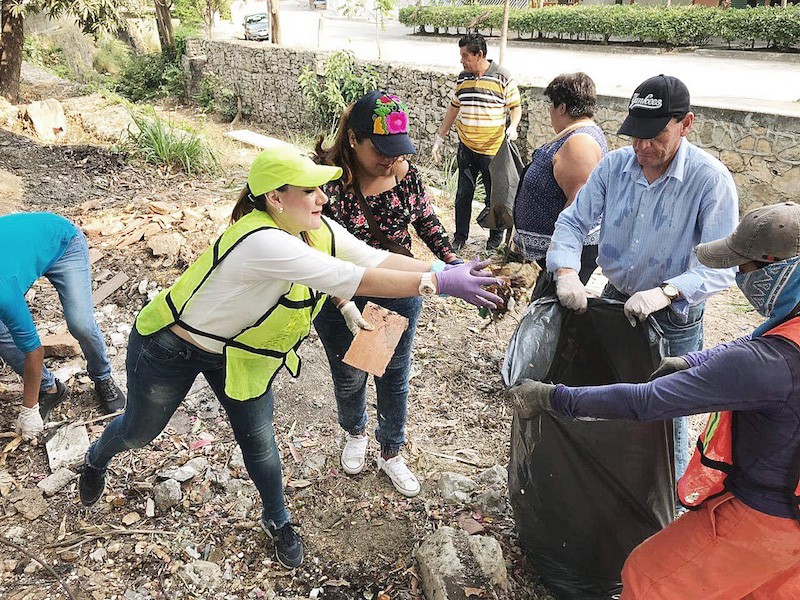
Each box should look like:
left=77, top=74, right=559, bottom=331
left=185, top=38, right=800, bottom=212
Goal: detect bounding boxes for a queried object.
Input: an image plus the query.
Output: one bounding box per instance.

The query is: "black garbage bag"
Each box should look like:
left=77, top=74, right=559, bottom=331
left=502, top=296, right=675, bottom=600
left=477, top=139, right=524, bottom=230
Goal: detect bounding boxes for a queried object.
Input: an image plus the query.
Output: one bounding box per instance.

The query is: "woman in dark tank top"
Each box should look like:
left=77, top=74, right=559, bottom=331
left=513, top=72, right=608, bottom=284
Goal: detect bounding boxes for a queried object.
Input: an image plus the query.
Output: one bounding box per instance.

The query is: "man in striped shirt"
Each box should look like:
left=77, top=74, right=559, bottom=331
left=433, top=33, right=522, bottom=252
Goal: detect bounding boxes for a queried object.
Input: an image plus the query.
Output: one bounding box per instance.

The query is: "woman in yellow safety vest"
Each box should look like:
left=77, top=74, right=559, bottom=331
left=76, top=144, right=503, bottom=569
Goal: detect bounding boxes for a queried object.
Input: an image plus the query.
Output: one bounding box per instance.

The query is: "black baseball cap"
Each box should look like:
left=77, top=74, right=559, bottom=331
left=618, top=75, right=691, bottom=140
left=350, top=91, right=417, bottom=157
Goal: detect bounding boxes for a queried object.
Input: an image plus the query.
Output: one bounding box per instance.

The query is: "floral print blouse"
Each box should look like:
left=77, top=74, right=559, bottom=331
left=322, top=163, right=454, bottom=261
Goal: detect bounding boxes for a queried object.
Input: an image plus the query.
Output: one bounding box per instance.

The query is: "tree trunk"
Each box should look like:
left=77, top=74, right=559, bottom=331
left=154, top=0, right=175, bottom=59
left=499, top=0, right=510, bottom=65
left=270, top=0, right=281, bottom=44
left=0, top=0, right=23, bottom=103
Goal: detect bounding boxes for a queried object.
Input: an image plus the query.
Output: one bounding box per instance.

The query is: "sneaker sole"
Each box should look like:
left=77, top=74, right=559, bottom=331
left=260, top=520, right=303, bottom=569
left=340, top=456, right=366, bottom=475
left=378, top=465, right=421, bottom=498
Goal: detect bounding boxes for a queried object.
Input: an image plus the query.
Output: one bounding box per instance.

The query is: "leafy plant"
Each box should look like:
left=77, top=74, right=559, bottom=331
left=298, top=50, right=380, bottom=131
left=398, top=4, right=800, bottom=50
left=115, top=53, right=185, bottom=102
left=119, top=107, right=221, bottom=175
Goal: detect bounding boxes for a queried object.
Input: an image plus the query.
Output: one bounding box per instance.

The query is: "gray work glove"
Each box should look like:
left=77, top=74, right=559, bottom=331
left=649, top=356, right=690, bottom=381
left=507, top=379, right=556, bottom=420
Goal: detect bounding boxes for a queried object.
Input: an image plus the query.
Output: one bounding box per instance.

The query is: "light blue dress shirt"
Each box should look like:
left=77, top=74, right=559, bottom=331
left=547, top=138, right=738, bottom=309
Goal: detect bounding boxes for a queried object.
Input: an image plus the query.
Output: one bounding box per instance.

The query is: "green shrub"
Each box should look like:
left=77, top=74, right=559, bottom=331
left=298, top=50, right=380, bottom=131
left=23, top=35, right=70, bottom=78
left=120, top=107, right=221, bottom=175
left=116, top=53, right=185, bottom=102
left=398, top=4, right=800, bottom=49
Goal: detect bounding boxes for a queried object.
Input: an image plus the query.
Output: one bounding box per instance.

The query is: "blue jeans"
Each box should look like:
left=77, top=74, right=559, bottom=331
left=0, top=232, right=112, bottom=390
left=314, top=296, right=422, bottom=456
left=87, top=328, right=290, bottom=528
left=603, top=284, right=704, bottom=482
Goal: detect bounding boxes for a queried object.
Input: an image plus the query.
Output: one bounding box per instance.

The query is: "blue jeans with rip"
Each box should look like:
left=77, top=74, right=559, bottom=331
left=87, top=328, right=291, bottom=528
left=314, top=295, right=422, bottom=456
left=0, top=231, right=112, bottom=390
left=603, top=284, right=704, bottom=483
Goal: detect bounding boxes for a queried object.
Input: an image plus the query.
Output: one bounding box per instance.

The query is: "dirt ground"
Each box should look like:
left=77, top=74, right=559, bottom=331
left=0, top=71, right=764, bottom=600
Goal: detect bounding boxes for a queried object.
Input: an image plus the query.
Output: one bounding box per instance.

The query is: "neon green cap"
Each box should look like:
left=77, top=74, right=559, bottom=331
left=247, top=144, right=342, bottom=197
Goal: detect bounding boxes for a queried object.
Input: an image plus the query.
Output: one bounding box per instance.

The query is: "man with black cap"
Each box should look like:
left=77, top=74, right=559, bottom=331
left=509, top=202, right=800, bottom=598
left=546, top=74, right=739, bottom=481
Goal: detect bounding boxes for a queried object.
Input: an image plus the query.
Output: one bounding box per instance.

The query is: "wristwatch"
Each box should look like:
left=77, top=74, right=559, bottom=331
left=419, top=272, right=437, bottom=297
left=660, top=283, right=680, bottom=300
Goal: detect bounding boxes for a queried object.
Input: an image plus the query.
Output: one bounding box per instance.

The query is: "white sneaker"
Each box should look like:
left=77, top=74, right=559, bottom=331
left=341, top=433, right=369, bottom=475
left=377, top=455, right=420, bottom=497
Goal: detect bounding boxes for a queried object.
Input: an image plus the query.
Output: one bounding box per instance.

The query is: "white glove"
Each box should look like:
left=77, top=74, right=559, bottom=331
left=16, top=404, right=44, bottom=441
left=431, top=134, right=445, bottom=163
left=555, top=271, right=588, bottom=313
left=339, top=301, right=374, bottom=337
left=624, top=287, right=672, bottom=326
left=506, top=125, right=518, bottom=142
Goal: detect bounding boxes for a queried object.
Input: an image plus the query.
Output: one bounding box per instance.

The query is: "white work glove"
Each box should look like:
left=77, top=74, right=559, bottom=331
left=431, top=134, right=445, bottom=164
left=624, top=287, right=672, bottom=326
left=506, top=125, right=518, bottom=142
left=339, top=301, right=374, bottom=337
left=555, top=271, right=588, bottom=313
left=16, top=404, right=44, bottom=441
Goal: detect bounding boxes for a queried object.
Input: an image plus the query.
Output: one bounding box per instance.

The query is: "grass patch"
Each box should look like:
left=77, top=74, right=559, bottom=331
left=119, top=107, right=221, bottom=176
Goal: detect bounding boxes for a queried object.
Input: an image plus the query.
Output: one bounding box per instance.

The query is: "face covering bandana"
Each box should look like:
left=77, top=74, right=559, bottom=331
left=736, top=255, right=800, bottom=337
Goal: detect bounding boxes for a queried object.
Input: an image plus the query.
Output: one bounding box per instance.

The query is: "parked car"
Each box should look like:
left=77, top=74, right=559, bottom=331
left=243, top=13, right=270, bottom=42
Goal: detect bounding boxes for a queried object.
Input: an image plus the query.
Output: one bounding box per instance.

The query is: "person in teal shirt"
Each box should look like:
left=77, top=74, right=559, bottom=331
left=0, top=212, right=125, bottom=439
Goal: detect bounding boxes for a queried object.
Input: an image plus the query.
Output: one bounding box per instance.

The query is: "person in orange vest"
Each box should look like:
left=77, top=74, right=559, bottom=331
left=508, top=201, right=800, bottom=598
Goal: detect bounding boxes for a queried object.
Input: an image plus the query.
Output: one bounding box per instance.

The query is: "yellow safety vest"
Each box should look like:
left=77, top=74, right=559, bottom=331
left=136, top=210, right=333, bottom=401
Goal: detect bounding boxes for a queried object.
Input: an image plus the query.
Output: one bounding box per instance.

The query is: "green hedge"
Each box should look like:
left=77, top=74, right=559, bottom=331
left=398, top=5, right=800, bottom=49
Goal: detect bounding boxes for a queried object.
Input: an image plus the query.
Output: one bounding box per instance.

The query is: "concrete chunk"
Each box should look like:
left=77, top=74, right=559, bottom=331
left=45, top=424, right=90, bottom=471
left=37, top=468, right=76, bottom=497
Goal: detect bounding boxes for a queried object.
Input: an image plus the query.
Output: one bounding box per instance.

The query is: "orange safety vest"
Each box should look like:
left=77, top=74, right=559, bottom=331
left=677, top=316, right=800, bottom=521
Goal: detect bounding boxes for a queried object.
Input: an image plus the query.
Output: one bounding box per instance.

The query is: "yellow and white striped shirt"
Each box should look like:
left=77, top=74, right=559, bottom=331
left=451, top=61, right=521, bottom=157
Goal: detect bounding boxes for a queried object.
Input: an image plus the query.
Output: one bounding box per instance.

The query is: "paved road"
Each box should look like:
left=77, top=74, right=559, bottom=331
left=221, top=1, right=800, bottom=116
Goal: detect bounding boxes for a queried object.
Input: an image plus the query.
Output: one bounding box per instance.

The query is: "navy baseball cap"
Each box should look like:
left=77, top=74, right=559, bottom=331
left=618, top=75, right=691, bottom=139
left=350, top=91, right=417, bottom=157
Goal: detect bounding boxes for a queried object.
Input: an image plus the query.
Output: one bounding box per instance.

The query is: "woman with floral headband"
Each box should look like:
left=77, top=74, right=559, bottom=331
left=78, top=143, right=502, bottom=570
left=313, top=91, right=461, bottom=497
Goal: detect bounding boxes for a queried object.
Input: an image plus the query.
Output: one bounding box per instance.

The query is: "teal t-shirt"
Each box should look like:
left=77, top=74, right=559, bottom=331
left=0, top=212, right=78, bottom=352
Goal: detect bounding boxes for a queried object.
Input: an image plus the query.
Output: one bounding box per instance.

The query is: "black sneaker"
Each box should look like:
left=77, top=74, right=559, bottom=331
left=38, top=379, right=69, bottom=421
left=452, top=237, right=466, bottom=252
left=77, top=461, right=107, bottom=506
left=261, top=519, right=304, bottom=568
left=95, top=378, right=126, bottom=413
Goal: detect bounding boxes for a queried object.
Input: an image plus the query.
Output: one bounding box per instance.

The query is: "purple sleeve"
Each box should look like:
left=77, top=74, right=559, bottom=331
left=682, top=335, right=753, bottom=368
left=551, top=337, right=793, bottom=421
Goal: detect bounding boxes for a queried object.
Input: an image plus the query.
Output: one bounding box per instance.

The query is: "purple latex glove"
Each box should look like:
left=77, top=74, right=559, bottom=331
left=435, top=258, right=504, bottom=308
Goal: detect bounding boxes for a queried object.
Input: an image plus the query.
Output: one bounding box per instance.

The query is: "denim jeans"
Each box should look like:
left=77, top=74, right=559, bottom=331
left=87, top=328, right=290, bottom=528
left=0, top=232, right=112, bottom=391
left=603, top=284, right=705, bottom=482
left=314, top=295, right=422, bottom=456
left=454, top=142, right=502, bottom=243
